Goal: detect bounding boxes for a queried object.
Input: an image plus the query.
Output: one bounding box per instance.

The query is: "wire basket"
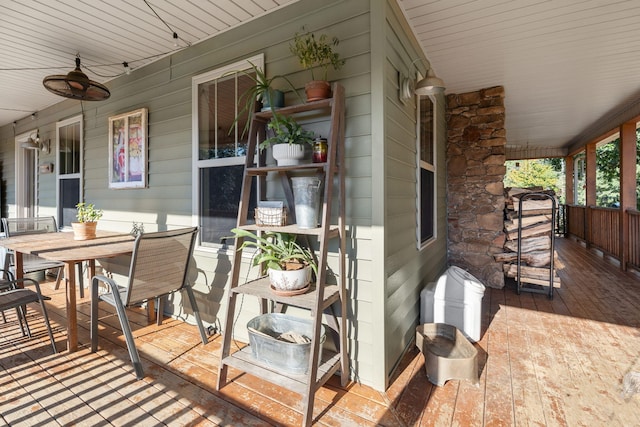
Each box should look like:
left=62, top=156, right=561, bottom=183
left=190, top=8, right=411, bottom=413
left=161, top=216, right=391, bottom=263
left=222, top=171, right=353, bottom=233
left=255, top=207, right=287, bottom=226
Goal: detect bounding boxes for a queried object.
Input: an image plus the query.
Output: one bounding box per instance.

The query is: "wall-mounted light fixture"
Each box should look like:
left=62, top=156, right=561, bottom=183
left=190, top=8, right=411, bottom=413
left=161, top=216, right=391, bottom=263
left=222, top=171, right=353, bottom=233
left=21, top=130, right=50, bottom=153
left=399, top=58, right=446, bottom=102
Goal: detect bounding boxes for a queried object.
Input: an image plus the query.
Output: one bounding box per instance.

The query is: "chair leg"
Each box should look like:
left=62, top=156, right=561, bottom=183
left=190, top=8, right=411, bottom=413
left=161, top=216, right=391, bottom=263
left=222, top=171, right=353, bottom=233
left=90, top=277, right=100, bottom=352
left=113, top=300, right=144, bottom=379
left=77, top=263, right=84, bottom=299
left=37, top=295, right=57, bottom=354
left=17, top=305, right=32, bottom=337
left=185, top=286, right=208, bottom=344
left=156, top=296, right=164, bottom=326
left=54, top=267, right=63, bottom=290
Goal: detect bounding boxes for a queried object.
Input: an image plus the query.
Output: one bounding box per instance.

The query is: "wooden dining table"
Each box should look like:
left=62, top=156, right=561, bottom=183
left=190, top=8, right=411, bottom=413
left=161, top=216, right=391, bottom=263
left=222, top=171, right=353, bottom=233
left=0, top=231, right=135, bottom=352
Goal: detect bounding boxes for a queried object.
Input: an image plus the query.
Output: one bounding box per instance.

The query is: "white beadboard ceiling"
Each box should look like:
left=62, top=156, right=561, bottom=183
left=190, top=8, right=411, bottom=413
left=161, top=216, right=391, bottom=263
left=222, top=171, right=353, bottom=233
left=3, top=1, right=640, bottom=157
left=0, top=0, right=296, bottom=126
left=398, top=0, right=640, bottom=157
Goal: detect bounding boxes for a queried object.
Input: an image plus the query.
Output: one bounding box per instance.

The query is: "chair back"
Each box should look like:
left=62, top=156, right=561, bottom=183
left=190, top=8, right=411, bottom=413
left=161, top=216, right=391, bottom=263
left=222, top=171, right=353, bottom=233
left=125, top=227, right=198, bottom=306
left=3, top=217, right=58, bottom=236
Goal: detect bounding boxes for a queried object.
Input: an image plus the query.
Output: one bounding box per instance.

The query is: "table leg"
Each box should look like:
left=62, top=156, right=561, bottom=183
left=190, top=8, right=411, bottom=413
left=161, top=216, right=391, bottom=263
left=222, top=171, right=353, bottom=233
left=65, top=262, right=78, bottom=352
left=15, top=252, right=24, bottom=282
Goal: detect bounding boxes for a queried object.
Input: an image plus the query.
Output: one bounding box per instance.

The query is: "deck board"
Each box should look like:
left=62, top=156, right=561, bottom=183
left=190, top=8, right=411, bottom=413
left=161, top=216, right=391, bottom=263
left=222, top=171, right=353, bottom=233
left=1, top=237, right=640, bottom=426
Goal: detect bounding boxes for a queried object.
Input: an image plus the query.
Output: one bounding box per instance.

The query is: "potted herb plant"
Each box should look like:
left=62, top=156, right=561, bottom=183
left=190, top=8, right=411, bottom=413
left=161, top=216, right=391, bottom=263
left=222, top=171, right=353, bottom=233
left=289, top=29, right=346, bottom=101
left=260, top=113, right=315, bottom=166
left=71, top=202, right=103, bottom=240
left=231, top=228, right=317, bottom=294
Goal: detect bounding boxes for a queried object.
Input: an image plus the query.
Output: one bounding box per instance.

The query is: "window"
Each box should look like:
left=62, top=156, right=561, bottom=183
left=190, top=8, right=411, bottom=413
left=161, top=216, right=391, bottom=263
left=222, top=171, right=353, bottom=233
left=192, top=55, right=261, bottom=249
left=57, top=115, right=83, bottom=228
left=417, top=95, right=436, bottom=246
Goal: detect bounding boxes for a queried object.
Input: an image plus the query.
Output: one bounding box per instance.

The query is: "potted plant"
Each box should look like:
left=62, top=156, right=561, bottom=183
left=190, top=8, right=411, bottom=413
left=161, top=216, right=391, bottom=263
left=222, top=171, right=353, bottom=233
left=71, top=202, right=103, bottom=240
left=231, top=228, right=317, bottom=294
left=228, top=61, right=301, bottom=138
left=289, top=29, right=346, bottom=101
left=260, top=113, right=315, bottom=166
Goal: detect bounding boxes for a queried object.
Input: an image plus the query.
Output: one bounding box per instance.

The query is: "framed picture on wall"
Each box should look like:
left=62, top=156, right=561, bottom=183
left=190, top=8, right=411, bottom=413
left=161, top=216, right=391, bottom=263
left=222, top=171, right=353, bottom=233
left=108, top=108, right=148, bottom=189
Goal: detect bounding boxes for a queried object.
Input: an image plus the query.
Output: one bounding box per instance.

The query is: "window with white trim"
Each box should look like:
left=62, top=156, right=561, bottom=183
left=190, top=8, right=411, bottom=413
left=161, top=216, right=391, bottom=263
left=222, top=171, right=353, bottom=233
left=57, top=115, right=83, bottom=228
left=192, top=55, right=261, bottom=249
left=417, top=95, right=436, bottom=247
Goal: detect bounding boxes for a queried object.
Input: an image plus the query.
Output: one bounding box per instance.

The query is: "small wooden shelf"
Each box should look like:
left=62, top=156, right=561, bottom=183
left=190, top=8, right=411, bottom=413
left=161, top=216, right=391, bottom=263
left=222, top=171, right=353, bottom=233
left=254, top=97, right=333, bottom=119
left=239, top=223, right=339, bottom=237
left=222, top=347, right=341, bottom=395
left=230, top=277, right=340, bottom=312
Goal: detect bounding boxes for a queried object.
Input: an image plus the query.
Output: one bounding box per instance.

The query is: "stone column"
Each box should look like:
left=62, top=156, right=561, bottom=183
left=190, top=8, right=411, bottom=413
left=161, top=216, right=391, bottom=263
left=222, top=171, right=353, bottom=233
left=446, top=86, right=506, bottom=289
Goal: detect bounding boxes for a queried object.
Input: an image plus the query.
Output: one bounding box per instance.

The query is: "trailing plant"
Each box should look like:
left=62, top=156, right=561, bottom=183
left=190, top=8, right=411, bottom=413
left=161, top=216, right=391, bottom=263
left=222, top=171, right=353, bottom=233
left=75, top=202, right=103, bottom=223
left=258, top=113, right=315, bottom=151
left=230, top=228, right=317, bottom=276
left=289, top=29, right=345, bottom=81
left=227, top=61, right=301, bottom=138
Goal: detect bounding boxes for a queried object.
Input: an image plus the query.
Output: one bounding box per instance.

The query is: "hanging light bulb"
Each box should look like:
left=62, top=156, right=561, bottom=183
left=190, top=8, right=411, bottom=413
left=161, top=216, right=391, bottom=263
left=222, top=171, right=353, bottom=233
left=173, top=32, right=179, bottom=47
left=123, top=61, right=131, bottom=75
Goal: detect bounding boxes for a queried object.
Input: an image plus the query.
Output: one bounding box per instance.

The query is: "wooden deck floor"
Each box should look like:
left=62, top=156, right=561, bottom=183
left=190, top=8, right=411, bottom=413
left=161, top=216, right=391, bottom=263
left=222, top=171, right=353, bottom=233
left=2, top=237, right=640, bottom=426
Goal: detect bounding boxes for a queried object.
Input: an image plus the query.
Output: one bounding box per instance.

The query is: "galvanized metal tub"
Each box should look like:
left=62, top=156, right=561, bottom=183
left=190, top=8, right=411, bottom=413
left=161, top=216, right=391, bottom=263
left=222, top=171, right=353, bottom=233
left=247, top=313, right=325, bottom=375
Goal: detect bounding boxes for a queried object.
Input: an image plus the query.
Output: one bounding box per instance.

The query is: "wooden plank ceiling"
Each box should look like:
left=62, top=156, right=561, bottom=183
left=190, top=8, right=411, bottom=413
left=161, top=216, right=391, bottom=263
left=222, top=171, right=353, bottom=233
left=0, top=0, right=296, bottom=126
left=398, top=0, right=640, bottom=156
left=3, top=0, right=640, bottom=157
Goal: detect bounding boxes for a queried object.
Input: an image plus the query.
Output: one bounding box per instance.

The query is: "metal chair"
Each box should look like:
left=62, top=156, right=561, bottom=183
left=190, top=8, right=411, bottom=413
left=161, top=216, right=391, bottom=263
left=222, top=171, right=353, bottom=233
left=90, top=227, right=208, bottom=379
left=2, top=217, right=65, bottom=289
left=0, top=269, right=57, bottom=353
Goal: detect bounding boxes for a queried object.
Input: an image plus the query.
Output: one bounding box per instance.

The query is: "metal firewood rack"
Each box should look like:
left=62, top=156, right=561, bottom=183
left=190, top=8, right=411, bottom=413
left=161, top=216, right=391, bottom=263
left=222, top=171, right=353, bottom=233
left=516, top=192, right=556, bottom=299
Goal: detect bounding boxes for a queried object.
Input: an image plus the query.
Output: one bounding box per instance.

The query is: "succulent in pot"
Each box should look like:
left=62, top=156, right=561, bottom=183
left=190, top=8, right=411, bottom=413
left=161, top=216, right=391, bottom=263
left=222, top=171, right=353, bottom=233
left=289, top=28, right=345, bottom=101
left=71, top=202, right=103, bottom=240
left=230, top=228, right=317, bottom=294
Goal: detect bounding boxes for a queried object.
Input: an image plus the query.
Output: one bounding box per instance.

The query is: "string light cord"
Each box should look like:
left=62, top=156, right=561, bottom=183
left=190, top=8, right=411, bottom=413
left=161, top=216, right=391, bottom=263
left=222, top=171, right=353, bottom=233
left=143, top=0, right=191, bottom=47
left=0, top=46, right=185, bottom=79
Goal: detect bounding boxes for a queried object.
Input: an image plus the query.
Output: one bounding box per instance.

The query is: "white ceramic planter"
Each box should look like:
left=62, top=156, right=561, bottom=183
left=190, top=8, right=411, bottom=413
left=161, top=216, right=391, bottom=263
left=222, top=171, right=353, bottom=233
left=272, top=143, right=305, bottom=166
left=268, top=265, right=311, bottom=291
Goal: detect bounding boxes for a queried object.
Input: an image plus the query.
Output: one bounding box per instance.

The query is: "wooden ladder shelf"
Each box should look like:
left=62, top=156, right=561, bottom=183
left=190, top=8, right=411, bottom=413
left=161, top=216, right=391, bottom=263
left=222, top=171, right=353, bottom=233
left=216, top=83, right=347, bottom=427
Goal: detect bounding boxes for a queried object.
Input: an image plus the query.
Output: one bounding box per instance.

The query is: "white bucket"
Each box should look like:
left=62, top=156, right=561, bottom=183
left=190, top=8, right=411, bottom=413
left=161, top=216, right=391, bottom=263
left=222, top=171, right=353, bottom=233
left=420, top=266, right=486, bottom=342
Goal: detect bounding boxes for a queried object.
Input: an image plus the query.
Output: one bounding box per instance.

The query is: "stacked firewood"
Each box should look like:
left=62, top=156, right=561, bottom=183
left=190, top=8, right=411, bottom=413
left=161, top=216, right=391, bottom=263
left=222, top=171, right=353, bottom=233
left=495, top=187, right=561, bottom=287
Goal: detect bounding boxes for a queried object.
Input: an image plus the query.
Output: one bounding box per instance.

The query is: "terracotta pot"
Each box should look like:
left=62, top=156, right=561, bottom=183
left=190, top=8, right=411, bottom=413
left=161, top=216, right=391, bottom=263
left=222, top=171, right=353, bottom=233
left=304, top=80, right=331, bottom=102
left=71, top=221, right=97, bottom=240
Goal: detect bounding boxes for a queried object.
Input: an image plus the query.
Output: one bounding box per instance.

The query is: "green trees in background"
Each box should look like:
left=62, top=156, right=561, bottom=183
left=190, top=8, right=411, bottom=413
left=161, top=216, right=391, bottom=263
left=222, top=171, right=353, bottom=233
left=504, top=159, right=565, bottom=203
left=505, top=130, right=639, bottom=209
left=595, top=133, right=640, bottom=209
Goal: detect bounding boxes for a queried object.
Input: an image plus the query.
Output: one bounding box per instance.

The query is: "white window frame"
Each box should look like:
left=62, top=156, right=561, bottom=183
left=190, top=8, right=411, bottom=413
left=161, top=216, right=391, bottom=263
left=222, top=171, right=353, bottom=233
left=416, top=93, right=438, bottom=249
left=15, top=130, right=38, bottom=218
left=191, top=54, right=264, bottom=252
left=56, top=115, right=83, bottom=229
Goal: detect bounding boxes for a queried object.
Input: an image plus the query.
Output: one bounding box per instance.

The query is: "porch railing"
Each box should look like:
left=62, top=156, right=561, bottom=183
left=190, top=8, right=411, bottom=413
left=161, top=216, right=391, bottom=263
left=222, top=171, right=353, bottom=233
left=629, top=210, right=640, bottom=270
left=564, top=204, right=640, bottom=270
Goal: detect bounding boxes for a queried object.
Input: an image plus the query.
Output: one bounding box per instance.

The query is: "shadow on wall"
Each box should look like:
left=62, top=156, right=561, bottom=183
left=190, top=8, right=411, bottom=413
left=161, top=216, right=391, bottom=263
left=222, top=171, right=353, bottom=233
left=97, top=250, right=232, bottom=331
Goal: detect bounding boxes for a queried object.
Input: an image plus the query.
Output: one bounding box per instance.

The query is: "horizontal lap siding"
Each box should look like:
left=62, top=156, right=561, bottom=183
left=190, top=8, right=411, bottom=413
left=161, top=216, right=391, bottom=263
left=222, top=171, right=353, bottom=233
left=382, top=0, right=448, bottom=387
left=0, top=0, right=380, bottom=388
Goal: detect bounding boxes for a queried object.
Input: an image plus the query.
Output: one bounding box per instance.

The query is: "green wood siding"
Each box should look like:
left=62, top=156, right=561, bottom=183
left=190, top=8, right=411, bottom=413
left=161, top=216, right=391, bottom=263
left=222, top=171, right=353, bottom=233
left=0, top=0, right=449, bottom=391
left=379, top=0, right=448, bottom=389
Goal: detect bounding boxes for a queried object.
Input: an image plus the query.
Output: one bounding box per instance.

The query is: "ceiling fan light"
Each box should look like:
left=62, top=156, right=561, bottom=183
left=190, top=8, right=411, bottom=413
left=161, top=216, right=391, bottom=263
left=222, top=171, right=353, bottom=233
left=42, top=57, right=110, bottom=101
